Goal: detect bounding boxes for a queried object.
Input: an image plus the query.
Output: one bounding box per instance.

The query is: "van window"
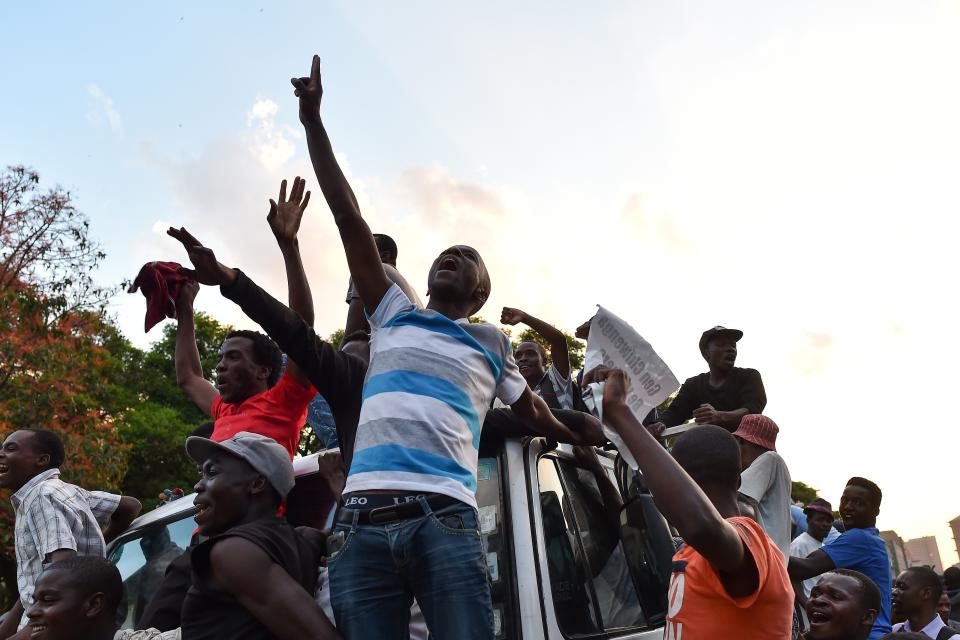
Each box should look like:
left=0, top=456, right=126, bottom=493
left=538, top=455, right=649, bottom=636
left=109, top=517, right=197, bottom=630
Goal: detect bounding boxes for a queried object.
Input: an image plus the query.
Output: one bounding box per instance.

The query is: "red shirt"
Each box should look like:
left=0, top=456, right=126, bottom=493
left=664, top=516, right=793, bottom=640
left=210, top=371, right=316, bottom=459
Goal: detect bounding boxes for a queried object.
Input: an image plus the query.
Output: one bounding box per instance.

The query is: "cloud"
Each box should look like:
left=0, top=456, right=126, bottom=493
left=621, top=192, right=691, bottom=254
left=86, top=84, right=123, bottom=135
left=244, top=98, right=296, bottom=172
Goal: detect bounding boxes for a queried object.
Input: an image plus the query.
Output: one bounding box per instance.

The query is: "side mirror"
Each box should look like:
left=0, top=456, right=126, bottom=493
left=618, top=495, right=674, bottom=624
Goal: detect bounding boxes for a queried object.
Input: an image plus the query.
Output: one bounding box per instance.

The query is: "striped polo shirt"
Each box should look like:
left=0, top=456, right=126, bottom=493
left=344, top=284, right=527, bottom=508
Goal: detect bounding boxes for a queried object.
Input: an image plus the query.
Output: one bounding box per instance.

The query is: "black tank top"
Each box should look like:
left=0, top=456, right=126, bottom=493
left=180, top=517, right=319, bottom=640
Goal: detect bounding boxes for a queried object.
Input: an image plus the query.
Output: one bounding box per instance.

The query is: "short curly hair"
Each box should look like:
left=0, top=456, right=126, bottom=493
left=225, top=330, right=283, bottom=387
left=23, top=429, right=66, bottom=469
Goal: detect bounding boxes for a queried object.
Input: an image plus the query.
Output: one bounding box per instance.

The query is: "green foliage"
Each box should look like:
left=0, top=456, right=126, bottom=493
left=114, top=312, right=233, bottom=508
left=117, top=403, right=199, bottom=504
left=327, top=328, right=345, bottom=351
left=791, top=481, right=819, bottom=505
left=658, top=390, right=678, bottom=412
left=0, top=166, right=125, bottom=609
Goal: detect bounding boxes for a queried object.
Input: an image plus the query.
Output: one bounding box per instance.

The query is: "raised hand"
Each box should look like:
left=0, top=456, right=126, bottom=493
left=291, top=55, right=323, bottom=125
left=176, top=279, right=200, bottom=313
left=268, top=176, right=311, bottom=245
left=500, top=307, right=526, bottom=325
left=166, top=227, right=236, bottom=287
left=575, top=317, right=594, bottom=340
left=600, top=368, right=631, bottom=408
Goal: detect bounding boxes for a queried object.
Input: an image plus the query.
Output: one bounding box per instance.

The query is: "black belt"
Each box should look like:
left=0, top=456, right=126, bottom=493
left=336, top=494, right=461, bottom=525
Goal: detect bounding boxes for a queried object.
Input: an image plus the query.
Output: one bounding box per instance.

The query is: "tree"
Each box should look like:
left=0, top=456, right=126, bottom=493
left=791, top=480, right=819, bottom=505
left=0, top=166, right=127, bottom=608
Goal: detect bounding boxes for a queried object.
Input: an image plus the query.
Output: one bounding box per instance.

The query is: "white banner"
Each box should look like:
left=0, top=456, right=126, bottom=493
left=582, top=306, right=680, bottom=469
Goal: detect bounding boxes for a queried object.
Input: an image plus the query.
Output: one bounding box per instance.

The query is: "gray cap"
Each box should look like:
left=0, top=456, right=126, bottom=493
left=185, top=431, right=295, bottom=499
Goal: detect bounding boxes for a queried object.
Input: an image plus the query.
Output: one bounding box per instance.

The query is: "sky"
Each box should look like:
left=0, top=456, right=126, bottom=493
left=3, top=1, right=960, bottom=566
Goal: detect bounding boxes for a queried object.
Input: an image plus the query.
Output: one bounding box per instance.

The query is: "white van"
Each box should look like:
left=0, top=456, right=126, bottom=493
left=108, top=434, right=674, bottom=639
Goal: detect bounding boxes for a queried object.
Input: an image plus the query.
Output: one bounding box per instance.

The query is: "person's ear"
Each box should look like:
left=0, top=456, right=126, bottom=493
left=255, top=364, right=270, bottom=383
left=34, top=450, right=51, bottom=471
left=84, top=592, right=106, bottom=618
left=472, top=286, right=488, bottom=310
left=861, top=608, right=878, bottom=628
left=249, top=474, right=268, bottom=496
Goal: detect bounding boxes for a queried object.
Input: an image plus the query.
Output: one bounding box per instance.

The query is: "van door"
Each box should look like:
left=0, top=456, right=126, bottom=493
left=524, top=439, right=667, bottom=639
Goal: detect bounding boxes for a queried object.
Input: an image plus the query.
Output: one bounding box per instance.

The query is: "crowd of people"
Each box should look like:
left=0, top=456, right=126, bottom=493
left=2, top=54, right=958, bottom=640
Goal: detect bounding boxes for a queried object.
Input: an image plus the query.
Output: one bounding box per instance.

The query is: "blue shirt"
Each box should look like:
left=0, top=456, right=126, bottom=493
left=343, top=284, right=527, bottom=508
left=822, top=527, right=892, bottom=639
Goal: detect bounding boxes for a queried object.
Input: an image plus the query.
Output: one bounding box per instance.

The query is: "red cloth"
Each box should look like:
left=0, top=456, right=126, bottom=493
left=128, top=261, right=191, bottom=332
left=210, top=370, right=317, bottom=460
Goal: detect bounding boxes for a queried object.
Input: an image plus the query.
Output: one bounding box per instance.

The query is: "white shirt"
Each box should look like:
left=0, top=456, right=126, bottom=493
left=891, top=613, right=948, bottom=638
left=12, top=468, right=119, bottom=629
left=790, top=532, right=825, bottom=598
left=739, top=450, right=793, bottom=563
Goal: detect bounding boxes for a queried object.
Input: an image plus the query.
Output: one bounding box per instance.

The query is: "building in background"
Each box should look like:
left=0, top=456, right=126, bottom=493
left=904, top=536, right=943, bottom=573
left=951, top=515, right=960, bottom=564
left=881, top=531, right=909, bottom=576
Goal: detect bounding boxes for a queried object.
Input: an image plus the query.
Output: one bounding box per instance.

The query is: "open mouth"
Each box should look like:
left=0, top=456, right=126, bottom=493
left=30, top=624, right=47, bottom=637
left=808, top=610, right=830, bottom=624
left=437, top=256, right=458, bottom=272
left=194, top=500, right=211, bottom=525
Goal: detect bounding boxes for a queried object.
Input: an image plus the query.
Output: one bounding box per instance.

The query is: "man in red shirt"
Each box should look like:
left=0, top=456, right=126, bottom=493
left=587, top=366, right=794, bottom=639
left=172, top=178, right=316, bottom=458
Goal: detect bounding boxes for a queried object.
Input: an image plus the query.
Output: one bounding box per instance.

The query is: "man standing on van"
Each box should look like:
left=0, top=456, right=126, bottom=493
left=655, top=326, right=767, bottom=432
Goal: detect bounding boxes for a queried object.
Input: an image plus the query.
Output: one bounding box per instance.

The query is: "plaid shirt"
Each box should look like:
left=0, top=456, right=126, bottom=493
left=11, top=468, right=119, bottom=628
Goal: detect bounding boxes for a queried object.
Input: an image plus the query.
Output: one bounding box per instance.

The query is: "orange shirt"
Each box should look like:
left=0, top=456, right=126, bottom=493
left=210, top=371, right=316, bottom=459
left=664, top=516, right=793, bottom=640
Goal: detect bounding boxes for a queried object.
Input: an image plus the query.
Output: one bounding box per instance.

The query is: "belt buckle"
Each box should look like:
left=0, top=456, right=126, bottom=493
left=368, top=505, right=400, bottom=524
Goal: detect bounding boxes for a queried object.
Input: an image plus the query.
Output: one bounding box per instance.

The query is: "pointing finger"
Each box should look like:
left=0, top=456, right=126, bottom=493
left=311, top=55, right=321, bottom=83
left=279, top=179, right=287, bottom=204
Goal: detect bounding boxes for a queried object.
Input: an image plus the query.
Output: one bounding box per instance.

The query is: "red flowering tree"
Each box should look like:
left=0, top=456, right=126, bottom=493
left=0, top=165, right=128, bottom=607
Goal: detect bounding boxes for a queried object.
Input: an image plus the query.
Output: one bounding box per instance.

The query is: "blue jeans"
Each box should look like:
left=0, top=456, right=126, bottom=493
left=328, top=497, right=494, bottom=640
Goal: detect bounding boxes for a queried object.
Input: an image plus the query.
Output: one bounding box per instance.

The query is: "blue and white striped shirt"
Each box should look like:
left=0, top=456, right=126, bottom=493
left=343, top=284, right=527, bottom=508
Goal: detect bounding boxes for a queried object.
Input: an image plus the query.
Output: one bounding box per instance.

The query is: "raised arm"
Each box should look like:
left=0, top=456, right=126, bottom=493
left=509, top=387, right=605, bottom=446
left=500, top=307, right=571, bottom=378
left=167, top=227, right=364, bottom=411
left=591, top=367, right=759, bottom=596
left=267, top=176, right=314, bottom=388
left=174, top=281, right=218, bottom=415
left=292, top=55, right=390, bottom=314
left=102, top=496, right=142, bottom=543
left=209, top=537, right=341, bottom=639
